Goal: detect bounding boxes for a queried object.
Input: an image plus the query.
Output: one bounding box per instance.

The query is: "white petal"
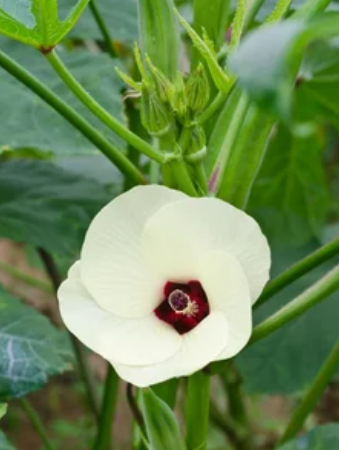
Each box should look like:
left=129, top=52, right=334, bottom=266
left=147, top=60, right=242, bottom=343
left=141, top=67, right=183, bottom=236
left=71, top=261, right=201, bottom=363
left=141, top=197, right=271, bottom=303
left=81, top=185, right=187, bottom=317
left=198, top=250, right=252, bottom=360
left=111, top=312, right=228, bottom=387
left=58, top=262, right=181, bottom=365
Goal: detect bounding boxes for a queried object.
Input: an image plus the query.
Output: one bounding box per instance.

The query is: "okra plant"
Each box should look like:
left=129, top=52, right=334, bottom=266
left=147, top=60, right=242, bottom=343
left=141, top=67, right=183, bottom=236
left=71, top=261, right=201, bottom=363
left=0, top=0, right=339, bottom=449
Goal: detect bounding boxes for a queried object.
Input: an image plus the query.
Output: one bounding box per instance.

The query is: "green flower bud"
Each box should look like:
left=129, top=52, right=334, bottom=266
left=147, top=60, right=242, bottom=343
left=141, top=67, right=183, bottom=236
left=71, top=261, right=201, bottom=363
left=185, top=63, right=210, bottom=114
left=146, top=56, right=174, bottom=104
left=171, top=72, right=187, bottom=121
left=140, top=84, right=172, bottom=136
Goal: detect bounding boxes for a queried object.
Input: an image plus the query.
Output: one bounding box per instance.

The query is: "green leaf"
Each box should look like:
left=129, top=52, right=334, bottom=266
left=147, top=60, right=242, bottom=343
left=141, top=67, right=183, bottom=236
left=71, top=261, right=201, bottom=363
left=141, top=388, right=186, bottom=450
left=278, top=424, right=339, bottom=449
left=237, top=237, right=339, bottom=394
left=0, top=38, right=125, bottom=155
left=0, top=285, right=73, bottom=400
left=58, top=0, right=138, bottom=43
left=248, top=125, right=329, bottom=246
left=229, top=15, right=339, bottom=120
left=296, top=39, right=339, bottom=129
left=0, top=159, right=113, bottom=256
left=0, top=0, right=90, bottom=48
left=0, top=403, right=7, bottom=420
left=0, top=431, right=16, bottom=450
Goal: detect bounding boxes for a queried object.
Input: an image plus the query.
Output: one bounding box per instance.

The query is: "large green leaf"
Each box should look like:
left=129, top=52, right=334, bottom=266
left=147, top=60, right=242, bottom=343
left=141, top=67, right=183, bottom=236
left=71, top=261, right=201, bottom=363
left=0, top=285, right=73, bottom=400
left=248, top=125, right=329, bottom=246
left=58, top=0, right=138, bottom=43
left=0, top=0, right=90, bottom=48
left=0, top=38, right=125, bottom=155
left=0, top=159, right=113, bottom=256
left=278, top=424, right=339, bottom=449
left=229, top=15, right=339, bottom=120
left=237, top=237, right=339, bottom=394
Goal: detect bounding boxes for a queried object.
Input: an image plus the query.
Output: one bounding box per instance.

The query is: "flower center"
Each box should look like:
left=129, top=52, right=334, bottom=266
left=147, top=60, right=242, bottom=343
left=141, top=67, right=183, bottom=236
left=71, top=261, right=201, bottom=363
left=154, top=281, right=209, bottom=335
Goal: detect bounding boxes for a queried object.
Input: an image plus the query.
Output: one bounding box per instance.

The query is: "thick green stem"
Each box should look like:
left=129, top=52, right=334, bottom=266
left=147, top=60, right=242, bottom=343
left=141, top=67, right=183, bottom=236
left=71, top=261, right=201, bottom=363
left=212, top=93, right=250, bottom=196
left=0, top=259, right=53, bottom=293
left=278, top=335, right=339, bottom=445
left=38, top=249, right=100, bottom=421
left=0, top=49, right=145, bottom=185
left=250, top=265, right=339, bottom=345
left=45, top=50, right=164, bottom=164
left=256, top=237, right=339, bottom=308
left=93, top=366, right=120, bottom=450
left=20, top=398, right=54, bottom=450
left=89, top=0, right=117, bottom=58
left=186, top=371, right=210, bottom=450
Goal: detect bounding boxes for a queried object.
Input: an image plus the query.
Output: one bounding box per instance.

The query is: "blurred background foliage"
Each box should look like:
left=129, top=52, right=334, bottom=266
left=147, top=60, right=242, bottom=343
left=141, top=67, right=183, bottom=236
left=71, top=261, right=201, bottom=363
left=0, top=0, right=339, bottom=449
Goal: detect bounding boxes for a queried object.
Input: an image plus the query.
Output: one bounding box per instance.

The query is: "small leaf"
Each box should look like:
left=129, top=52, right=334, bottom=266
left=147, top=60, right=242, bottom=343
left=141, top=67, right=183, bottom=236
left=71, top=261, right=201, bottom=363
left=141, top=388, right=186, bottom=450
left=0, top=285, right=73, bottom=400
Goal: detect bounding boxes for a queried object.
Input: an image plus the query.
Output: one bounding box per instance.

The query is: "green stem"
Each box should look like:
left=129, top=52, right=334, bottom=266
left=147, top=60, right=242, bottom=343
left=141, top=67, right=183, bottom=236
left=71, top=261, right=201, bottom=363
left=244, top=0, right=266, bottom=29
left=196, top=91, right=229, bottom=126
left=194, top=162, right=208, bottom=194
left=89, top=0, right=117, bottom=58
left=186, top=371, right=210, bottom=450
left=278, top=334, right=339, bottom=445
left=293, top=0, right=332, bottom=18
left=38, top=249, right=100, bottom=421
left=256, top=237, right=339, bottom=308
left=20, top=398, right=54, bottom=450
left=93, top=366, right=120, bottom=450
left=250, top=265, right=339, bottom=346
left=171, top=159, right=198, bottom=196
left=219, top=365, right=252, bottom=450
left=265, top=0, right=294, bottom=23
left=219, top=107, right=273, bottom=207
left=213, top=93, right=250, bottom=196
left=0, top=49, right=145, bottom=185
left=152, top=379, right=179, bottom=409
left=45, top=50, right=164, bottom=164
left=0, top=259, right=53, bottom=293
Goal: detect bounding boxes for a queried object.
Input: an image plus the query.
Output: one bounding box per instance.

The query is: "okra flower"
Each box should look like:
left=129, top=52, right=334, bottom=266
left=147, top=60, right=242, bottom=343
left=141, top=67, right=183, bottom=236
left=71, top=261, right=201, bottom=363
left=58, top=186, right=270, bottom=387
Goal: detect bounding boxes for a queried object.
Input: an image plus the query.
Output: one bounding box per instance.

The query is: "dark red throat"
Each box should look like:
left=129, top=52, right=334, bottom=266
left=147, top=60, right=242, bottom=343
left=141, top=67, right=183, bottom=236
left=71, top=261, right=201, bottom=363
left=154, top=281, right=209, bottom=335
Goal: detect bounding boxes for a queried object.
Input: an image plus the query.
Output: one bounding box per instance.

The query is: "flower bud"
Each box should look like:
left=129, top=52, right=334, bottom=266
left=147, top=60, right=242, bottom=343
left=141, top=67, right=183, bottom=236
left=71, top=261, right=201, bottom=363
left=140, top=84, right=172, bottom=136
left=185, top=63, right=210, bottom=114
left=146, top=56, right=174, bottom=104
left=171, top=72, right=187, bottom=121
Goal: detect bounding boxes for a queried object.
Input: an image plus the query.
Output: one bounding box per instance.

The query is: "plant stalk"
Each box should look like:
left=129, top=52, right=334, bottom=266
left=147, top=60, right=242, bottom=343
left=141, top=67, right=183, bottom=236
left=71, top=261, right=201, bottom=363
left=256, top=237, right=339, bottom=308
left=186, top=371, right=211, bottom=450
left=20, top=398, right=54, bottom=450
left=250, top=265, right=339, bottom=345
left=89, top=0, right=117, bottom=58
left=278, top=335, right=339, bottom=445
left=93, top=366, right=120, bottom=450
left=0, top=49, right=145, bottom=185
left=45, top=50, right=164, bottom=164
left=0, top=259, right=53, bottom=293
